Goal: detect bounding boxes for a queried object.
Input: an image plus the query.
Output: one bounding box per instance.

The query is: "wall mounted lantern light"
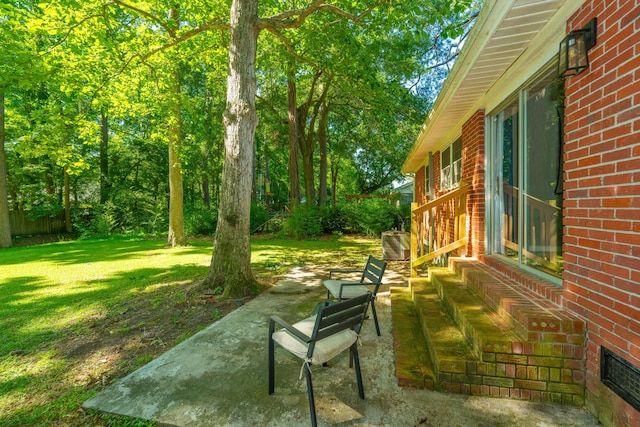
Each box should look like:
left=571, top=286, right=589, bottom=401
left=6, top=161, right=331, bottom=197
left=558, top=18, right=597, bottom=78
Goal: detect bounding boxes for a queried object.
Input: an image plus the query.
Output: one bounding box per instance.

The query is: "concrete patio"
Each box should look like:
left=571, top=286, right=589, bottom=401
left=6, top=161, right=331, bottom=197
left=83, top=266, right=600, bottom=426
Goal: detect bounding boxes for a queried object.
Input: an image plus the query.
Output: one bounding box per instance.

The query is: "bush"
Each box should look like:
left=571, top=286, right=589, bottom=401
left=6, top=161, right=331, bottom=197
left=185, top=204, right=218, bottom=236
left=250, top=202, right=270, bottom=232
left=281, top=204, right=323, bottom=239
left=343, top=199, right=408, bottom=237
left=71, top=202, right=119, bottom=237
left=318, top=204, right=350, bottom=234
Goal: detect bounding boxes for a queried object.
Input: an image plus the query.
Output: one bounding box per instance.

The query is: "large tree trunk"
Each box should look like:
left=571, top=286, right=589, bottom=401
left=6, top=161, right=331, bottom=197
left=331, top=158, right=339, bottom=207
left=299, top=123, right=316, bottom=205
left=0, top=90, right=12, bottom=247
left=167, top=68, right=185, bottom=246
left=318, top=101, right=329, bottom=207
left=100, top=107, right=110, bottom=204
left=167, top=6, right=186, bottom=247
left=287, top=66, right=301, bottom=207
left=298, top=78, right=329, bottom=205
left=203, top=0, right=259, bottom=296
left=203, top=88, right=214, bottom=208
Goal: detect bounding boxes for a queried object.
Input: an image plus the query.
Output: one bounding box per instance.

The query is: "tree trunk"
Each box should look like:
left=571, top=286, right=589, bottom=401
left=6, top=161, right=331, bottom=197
left=287, top=65, right=301, bottom=207
left=331, top=158, right=339, bottom=207
left=167, top=6, right=186, bottom=247
left=203, top=0, right=259, bottom=296
left=298, top=78, right=328, bottom=205
left=100, top=107, right=110, bottom=203
left=0, top=90, right=12, bottom=247
left=264, top=135, right=270, bottom=205
left=299, top=123, right=316, bottom=204
left=202, top=178, right=210, bottom=208
left=63, top=166, right=72, bottom=233
left=167, top=69, right=185, bottom=246
left=318, top=101, right=329, bottom=207
left=203, top=88, right=214, bottom=208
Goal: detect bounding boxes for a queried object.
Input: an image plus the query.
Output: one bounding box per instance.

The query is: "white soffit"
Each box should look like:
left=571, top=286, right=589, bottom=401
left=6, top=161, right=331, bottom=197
left=402, top=0, right=580, bottom=174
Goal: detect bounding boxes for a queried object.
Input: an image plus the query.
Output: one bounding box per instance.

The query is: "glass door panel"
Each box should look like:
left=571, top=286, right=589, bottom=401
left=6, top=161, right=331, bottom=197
left=489, top=66, right=564, bottom=280
left=495, top=103, right=519, bottom=261
left=523, top=78, right=563, bottom=275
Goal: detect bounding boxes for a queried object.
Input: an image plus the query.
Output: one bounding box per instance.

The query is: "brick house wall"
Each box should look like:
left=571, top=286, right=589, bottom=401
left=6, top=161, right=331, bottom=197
left=414, top=166, right=427, bottom=205
left=413, top=112, right=486, bottom=260
left=462, top=110, right=486, bottom=258
left=561, top=0, right=640, bottom=425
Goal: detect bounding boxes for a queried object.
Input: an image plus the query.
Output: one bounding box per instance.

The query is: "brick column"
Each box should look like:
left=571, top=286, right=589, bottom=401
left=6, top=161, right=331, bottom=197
left=462, top=110, right=486, bottom=258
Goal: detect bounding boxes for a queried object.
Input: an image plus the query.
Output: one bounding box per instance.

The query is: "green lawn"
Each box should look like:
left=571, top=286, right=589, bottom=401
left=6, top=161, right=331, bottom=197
left=0, top=235, right=379, bottom=426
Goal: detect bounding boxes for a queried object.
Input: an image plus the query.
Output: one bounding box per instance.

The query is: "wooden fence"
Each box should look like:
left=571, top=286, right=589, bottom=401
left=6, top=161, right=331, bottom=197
left=8, top=210, right=66, bottom=236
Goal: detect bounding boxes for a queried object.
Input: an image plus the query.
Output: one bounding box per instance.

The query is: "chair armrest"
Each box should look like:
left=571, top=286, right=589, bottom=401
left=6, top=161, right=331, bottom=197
left=269, top=315, right=311, bottom=343
left=329, top=268, right=363, bottom=279
left=333, top=281, right=369, bottom=300
left=337, top=281, right=366, bottom=286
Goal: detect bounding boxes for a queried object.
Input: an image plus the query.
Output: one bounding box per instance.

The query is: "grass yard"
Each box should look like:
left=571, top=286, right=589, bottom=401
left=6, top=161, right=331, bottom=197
left=0, top=234, right=379, bottom=426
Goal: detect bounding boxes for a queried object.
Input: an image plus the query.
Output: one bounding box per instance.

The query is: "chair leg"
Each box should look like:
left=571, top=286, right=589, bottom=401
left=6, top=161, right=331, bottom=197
left=303, top=362, right=318, bottom=427
left=351, top=343, right=365, bottom=399
left=370, top=300, right=381, bottom=336
left=268, top=323, right=275, bottom=395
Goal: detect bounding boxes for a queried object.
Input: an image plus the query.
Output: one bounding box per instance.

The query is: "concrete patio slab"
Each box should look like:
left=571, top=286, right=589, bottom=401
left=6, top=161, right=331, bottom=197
left=83, top=266, right=600, bottom=426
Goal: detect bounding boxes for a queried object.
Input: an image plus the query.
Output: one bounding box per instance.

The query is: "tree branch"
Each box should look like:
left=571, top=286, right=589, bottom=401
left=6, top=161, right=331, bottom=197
left=112, top=0, right=176, bottom=38
left=256, top=95, right=287, bottom=125
left=258, top=0, right=386, bottom=30
left=264, top=28, right=329, bottom=77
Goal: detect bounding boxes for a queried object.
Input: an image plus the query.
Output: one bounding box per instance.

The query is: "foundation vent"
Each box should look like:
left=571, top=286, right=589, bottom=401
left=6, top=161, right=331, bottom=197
left=601, top=346, right=640, bottom=411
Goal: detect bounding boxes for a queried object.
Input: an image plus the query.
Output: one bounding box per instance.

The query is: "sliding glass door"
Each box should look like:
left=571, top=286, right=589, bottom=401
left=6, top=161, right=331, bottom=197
left=489, top=67, right=564, bottom=279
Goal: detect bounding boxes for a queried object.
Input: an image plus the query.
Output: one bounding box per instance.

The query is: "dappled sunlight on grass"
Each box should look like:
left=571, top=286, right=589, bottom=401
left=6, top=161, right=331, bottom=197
left=0, top=235, right=380, bottom=425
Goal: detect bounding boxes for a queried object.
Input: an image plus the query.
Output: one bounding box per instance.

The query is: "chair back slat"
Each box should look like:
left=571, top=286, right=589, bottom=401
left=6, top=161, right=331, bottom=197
left=360, top=256, right=387, bottom=292
left=315, top=317, right=363, bottom=341
left=306, top=292, right=371, bottom=357
left=316, top=304, right=366, bottom=334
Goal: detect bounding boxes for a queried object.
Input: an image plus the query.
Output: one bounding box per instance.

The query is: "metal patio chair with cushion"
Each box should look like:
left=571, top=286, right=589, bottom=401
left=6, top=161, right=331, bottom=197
left=323, top=255, right=387, bottom=336
left=268, top=292, right=372, bottom=427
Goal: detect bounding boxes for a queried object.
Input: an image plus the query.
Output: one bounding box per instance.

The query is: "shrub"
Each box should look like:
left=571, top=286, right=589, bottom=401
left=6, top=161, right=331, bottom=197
left=282, top=204, right=322, bottom=239
left=250, top=202, right=270, bottom=232
left=71, top=201, right=119, bottom=237
left=343, top=199, right=407, bottom=237
left=319, top=204, right=350, bottom=234
left=185, top=204, right=218, bottom=236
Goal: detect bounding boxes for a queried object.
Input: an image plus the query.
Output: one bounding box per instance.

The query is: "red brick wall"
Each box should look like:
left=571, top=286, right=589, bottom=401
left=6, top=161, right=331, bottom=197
left=433, top=150, right=441, bottom=196
left=561, top=1, right=640, bottom=425
left=415, top=165, right=427, bottom=205
left=462, top=110, right=486, bottom=258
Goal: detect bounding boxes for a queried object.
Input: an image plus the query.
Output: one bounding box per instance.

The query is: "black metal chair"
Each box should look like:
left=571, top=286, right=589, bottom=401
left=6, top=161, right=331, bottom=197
left=268, top=292, right=372, bottom=427
left=323, top=255, right=387, bottom=336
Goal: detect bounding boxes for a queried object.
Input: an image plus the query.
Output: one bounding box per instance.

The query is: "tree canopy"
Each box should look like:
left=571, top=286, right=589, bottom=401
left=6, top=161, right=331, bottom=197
left=1, top=0, right=479, bottom=294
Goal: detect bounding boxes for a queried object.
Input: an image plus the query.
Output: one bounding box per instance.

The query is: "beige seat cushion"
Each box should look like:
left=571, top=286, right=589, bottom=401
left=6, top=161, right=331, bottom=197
left=272, top=315, right=358, bottom=365
left=324, top=280, right=370, bottom=299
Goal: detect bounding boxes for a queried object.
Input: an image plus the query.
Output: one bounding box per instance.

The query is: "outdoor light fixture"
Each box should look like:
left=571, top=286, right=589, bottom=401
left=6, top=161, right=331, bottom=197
left=558, top=18, right=597, bottom=77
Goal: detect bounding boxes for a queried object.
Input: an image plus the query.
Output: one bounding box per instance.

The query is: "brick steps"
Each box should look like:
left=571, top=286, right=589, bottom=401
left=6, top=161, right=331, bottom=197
left=390, top=287, right=436, bottom=388
left=390, top=258, right=587, bottom=405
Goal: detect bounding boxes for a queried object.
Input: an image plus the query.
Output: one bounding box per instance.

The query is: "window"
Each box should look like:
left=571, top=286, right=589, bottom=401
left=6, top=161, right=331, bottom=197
left=424, top=165, right=430, bottom=196
left=488, top=66, right=564, bottom=279
left=441, top=138, right=462, bottom=191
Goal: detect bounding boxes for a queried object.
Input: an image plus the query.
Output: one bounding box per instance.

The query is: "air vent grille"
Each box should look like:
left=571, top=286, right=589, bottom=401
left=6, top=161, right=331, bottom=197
left=601, top=346, right=640, bottom=411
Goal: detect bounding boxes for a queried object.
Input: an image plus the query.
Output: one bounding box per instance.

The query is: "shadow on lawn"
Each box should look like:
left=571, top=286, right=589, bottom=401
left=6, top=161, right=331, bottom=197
left=0, top=237, right=170, bottom=267
left=0, top=261, right=229, bottom=425
left=0, top=235, right=382, bottom=426
left=0, top=263, right=209, bottom=355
